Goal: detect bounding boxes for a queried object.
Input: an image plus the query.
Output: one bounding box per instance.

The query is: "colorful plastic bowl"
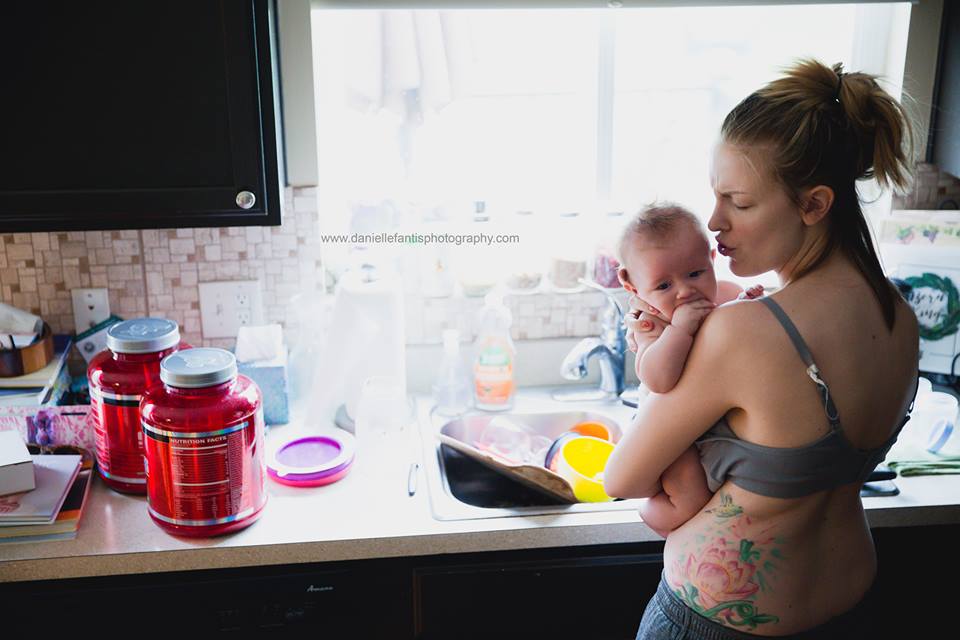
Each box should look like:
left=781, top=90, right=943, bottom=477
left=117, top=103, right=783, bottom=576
left=556, top=435, right=615, bottom=502
left=570, top=421, right=611, bottom=441
left=544, top=432, right=582, bottom=472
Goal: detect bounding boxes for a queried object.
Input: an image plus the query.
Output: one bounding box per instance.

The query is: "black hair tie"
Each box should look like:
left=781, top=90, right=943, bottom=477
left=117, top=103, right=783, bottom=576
left=834, top=72, right=844, bottom=103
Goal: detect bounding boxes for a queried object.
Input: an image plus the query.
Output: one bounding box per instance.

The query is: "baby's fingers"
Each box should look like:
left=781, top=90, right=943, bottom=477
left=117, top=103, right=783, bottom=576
left=628, top=296, right=669, bottom=322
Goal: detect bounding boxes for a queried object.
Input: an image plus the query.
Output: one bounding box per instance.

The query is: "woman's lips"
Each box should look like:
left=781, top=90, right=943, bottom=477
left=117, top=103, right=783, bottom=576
left=717, top=242, right=734, bottom=256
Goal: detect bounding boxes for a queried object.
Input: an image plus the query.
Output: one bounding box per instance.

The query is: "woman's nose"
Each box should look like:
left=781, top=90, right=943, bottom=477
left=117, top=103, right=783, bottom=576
left=708, top=202, right=726, bottom=232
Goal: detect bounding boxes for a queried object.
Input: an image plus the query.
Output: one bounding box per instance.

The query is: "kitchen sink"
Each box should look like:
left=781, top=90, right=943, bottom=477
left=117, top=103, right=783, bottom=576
left=415, top=386, right=645, bottom=521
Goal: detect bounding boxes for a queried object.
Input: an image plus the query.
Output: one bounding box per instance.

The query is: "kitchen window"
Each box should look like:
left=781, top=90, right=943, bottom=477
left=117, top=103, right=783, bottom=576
left=306, top=2, right=913, bottom=291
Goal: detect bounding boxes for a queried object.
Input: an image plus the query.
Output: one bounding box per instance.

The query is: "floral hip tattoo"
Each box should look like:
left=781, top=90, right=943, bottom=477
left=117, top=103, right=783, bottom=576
left=670, top=492, right=784, bottom=630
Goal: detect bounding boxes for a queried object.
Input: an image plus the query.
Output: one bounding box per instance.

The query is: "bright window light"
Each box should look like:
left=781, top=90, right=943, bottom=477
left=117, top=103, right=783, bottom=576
left=311, top=3, right=912, bottom=290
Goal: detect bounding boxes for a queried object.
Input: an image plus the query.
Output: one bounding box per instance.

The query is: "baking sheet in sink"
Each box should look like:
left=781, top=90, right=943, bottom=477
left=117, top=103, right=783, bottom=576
left=437, top=411, right=623, bottom=503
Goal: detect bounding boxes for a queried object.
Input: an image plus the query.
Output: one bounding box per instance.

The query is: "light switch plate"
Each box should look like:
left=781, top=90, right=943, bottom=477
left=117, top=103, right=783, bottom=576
left=199, top=280, right=265, bottom=339
left=71, top=288, right=111, bottom=334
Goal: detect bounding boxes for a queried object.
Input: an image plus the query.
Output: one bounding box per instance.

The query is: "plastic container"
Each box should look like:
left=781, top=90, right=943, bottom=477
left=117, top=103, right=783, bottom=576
left=548, top=211, right=589, bottom=292
left=432, top=329, right=473, bottom=417
left=591, top=209, right=626, bottom=289
left=556, top=435, right=615, bottom=502
left=87, top=318, right=189, bottom=494
left=141, top=348, right=267, bottom=537
left=473, top=291, right=516, bottom=411
left=475, top=416, right=551, bottom=465
left=504, top=209, right=545, bottom=294
left=917, top=391, right=960, bottom=455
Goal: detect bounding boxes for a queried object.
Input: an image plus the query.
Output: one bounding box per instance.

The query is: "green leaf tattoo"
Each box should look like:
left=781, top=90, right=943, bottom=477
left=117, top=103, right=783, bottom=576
left=705, top=492, right=743, bottom=520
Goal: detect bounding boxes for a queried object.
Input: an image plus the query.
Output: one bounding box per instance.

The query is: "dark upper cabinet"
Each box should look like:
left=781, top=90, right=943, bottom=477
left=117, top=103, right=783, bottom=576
left=932, top=1, right=960, bottom=181
left=0, top=0, right=282, bottom=232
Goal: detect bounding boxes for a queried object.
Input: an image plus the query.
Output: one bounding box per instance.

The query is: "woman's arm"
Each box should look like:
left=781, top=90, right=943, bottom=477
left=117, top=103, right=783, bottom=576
left=604, top=303, right=750, bottom=499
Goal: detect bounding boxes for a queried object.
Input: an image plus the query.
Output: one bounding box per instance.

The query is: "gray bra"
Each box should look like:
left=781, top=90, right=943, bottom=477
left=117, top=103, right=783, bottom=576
left=695, top=296, right=918, bottom=499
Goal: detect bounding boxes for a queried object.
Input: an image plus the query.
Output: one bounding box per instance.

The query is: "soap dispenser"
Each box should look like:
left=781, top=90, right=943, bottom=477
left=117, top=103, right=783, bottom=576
left=432, top=329, right=472, bottom=417
left=473, top=291, right=516, bottom=411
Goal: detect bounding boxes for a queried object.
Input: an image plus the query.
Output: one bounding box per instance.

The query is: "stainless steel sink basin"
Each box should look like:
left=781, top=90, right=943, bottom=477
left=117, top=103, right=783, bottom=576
left=415, top=386, right=645, bottom=521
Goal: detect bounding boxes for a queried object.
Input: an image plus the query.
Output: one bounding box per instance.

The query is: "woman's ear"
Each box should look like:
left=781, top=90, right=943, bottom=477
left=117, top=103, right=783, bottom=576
left=799, top=185, right=834, bottom=226
left=618, top=267, right=638, bottom=295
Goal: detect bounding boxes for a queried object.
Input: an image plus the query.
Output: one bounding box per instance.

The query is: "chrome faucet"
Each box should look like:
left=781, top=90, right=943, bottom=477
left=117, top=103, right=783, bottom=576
left=552, top=281, right=627, bottom=402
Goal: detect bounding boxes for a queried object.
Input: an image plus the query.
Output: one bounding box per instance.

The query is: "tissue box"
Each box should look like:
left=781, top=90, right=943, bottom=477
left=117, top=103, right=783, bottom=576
left=0, top=429, right=35, bottom=496
left=237, top=350, right=289, bottom=426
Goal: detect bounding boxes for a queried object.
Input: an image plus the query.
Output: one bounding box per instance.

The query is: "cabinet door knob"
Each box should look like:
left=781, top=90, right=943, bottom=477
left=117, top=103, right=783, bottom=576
left=236, top=191, right=257, bottom=209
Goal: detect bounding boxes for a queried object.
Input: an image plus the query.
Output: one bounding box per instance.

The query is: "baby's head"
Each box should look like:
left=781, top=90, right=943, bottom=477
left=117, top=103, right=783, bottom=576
left=616, top=202, right=718, bottom=320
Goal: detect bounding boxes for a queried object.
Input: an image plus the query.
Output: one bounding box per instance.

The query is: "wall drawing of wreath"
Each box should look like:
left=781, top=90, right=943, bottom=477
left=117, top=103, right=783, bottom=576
left=905, top=272, right=960, bottom=341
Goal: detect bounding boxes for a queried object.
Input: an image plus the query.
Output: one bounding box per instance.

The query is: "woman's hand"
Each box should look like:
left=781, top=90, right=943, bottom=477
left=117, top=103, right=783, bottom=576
left=624, top=296, right=670, bottom=353
left=737, top=284, right=765, bottom=300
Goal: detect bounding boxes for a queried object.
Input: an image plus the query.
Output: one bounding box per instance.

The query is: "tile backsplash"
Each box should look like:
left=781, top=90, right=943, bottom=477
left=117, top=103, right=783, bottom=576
left=892, top=162, right=960, bottom=210
left=0, top=188, right=324, bottom=351
left=2, top=159, right=953, bottom=356
left=0, top=187, right=615, bottom=355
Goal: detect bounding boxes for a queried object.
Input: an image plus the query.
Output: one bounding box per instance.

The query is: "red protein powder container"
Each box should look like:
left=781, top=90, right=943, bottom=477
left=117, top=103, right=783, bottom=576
left=88, top=318, right=187, bottom=494
left=141, top=347, right=267, bottom=537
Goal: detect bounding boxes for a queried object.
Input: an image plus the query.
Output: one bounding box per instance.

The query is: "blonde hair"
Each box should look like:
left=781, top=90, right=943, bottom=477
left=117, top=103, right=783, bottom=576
left=616, top=201, right=706, bottom=265
left=721, top=58, right=915, bottom=329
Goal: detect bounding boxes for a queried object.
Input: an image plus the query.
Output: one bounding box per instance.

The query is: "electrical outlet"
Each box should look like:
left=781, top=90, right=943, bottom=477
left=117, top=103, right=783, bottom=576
left=71, top=288, right=111, bottom=333
left=199, top=281, right=265, bottom=339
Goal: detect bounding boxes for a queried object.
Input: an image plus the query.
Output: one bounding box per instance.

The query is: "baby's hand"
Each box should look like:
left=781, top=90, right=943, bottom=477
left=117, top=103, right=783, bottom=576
left=738, top=284, right=765, bottom=300
left=625, top=296, right=669, bottom=352
left=671, top=300, right=716, bottom=336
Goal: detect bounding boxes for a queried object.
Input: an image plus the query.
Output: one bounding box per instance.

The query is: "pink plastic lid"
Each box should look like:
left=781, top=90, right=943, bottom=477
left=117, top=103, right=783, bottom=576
left=267, top=434, right=355, bottom=487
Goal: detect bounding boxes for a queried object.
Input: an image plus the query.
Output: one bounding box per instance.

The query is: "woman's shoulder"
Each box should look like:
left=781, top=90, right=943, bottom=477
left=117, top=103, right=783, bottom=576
left=686, top=298, right=779, bottom=375
left=701, top=296, right=774, bottom=341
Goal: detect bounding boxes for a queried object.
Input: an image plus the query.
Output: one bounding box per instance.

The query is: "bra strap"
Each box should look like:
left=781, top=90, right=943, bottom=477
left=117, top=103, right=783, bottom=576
left=759, top=297, right=841, bottom=427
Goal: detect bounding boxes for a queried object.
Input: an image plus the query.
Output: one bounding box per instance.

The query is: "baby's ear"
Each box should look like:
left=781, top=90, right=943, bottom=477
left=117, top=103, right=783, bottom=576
left=617, top=267, right=638, bottom=295
left=710, top=247, right=717, bottom=261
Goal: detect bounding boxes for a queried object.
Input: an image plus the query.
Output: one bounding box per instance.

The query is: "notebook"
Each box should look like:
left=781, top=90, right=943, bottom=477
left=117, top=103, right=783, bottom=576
left=0, top=454, right=80, bottom=525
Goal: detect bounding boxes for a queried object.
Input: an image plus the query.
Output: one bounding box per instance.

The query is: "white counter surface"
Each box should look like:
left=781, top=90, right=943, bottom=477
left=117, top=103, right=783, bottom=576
left=2, top=400, right=959, bottom=584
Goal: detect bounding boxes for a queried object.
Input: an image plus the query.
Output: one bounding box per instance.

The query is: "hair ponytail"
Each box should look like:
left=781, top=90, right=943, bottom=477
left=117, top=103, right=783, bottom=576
left=721, top=58, right=915, bottom=330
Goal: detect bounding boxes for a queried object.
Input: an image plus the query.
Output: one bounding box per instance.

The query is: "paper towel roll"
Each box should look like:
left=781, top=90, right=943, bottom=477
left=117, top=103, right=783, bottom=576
left=0, top=302, right=43, bottom=334
left=307, top=267, right=406, bottom=425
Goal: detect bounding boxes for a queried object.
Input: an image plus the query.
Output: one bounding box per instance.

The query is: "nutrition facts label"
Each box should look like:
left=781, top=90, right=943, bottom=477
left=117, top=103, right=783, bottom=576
left=142, top=418, right=264, bottom=526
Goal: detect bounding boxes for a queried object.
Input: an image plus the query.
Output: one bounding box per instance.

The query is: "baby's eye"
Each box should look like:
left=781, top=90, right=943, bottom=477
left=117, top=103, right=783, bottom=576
left=689, top=270, right=704, bottom=278
left=655, top=282, right=670, bottom=291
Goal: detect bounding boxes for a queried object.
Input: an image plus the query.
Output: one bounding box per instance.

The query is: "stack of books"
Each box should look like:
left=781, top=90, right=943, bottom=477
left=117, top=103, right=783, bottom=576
left=0, top=335, right=73, bottom=407
left=0, top=454, right=92, bottom=544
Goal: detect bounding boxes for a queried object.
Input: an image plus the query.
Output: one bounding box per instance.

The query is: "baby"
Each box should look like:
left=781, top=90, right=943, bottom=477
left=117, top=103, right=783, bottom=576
left=616, top=203, right=761, bottom=538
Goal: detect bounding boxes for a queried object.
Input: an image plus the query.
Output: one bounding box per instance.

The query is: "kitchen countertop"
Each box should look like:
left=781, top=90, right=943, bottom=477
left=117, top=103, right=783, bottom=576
left=2, top=394, right=960, bottom=584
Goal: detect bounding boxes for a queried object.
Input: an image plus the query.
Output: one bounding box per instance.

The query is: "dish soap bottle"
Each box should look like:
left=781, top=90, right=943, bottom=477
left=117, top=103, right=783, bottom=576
left=432, top=329, right=472, bottom=416
left=473, top=291, right=516, bottom=411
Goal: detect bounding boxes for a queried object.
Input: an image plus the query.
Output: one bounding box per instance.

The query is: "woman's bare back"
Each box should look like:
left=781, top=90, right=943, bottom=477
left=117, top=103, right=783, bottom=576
left=663, top=261, right=918, bottom=635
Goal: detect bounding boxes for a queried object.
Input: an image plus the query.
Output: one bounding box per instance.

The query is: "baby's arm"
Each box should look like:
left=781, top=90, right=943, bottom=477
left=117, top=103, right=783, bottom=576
left=639, top=445, right=714, bottom=538
left=637, top=327, right=694, bottom=393
left=637, top=299, right=714, bottom=393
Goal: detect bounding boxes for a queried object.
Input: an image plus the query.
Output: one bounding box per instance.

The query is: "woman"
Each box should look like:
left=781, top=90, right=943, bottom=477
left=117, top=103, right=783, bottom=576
left=604, top=59, right=919, bottom=638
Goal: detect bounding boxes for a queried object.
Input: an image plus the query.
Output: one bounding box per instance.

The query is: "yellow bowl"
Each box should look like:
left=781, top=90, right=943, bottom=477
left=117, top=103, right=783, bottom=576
left=556, top=435, right=615, bottom=502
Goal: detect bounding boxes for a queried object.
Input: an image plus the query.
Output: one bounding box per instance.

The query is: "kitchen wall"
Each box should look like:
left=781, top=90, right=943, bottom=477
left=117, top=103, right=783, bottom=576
left=0, top=187, right=611, bottom=354
left=2, top=161, right=952, bottom=357
left=893, top=162, right=960, bottom=209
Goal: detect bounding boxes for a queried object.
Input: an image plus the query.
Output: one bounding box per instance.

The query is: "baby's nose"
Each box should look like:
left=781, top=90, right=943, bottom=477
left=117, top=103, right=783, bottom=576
left=677, top=284, right=697, bottom=299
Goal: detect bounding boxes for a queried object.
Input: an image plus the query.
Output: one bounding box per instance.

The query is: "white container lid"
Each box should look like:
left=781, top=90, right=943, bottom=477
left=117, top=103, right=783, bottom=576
left=160, top=348, right=237, bottom=388
left=107, top=318, right=179, bottom=354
